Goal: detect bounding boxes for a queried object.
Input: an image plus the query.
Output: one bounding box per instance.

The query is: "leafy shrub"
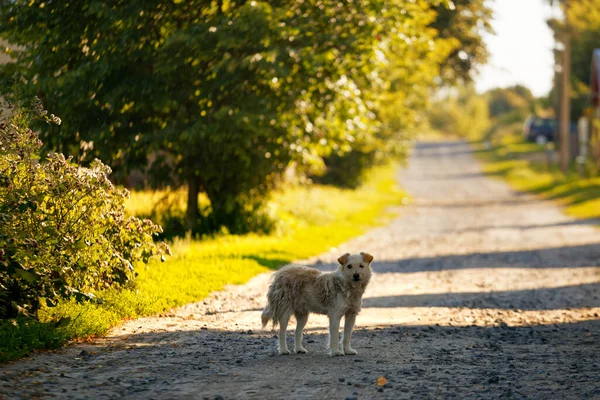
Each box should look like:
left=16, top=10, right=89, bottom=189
left=314, top=151, right=377, bottom=189
left=428, top=87, right=491, bottom=139
left=0, top=103, right=169, bottom=318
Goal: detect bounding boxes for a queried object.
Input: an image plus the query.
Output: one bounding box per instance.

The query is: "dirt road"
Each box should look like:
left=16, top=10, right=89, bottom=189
left=2, top=141, right=599, bottom=399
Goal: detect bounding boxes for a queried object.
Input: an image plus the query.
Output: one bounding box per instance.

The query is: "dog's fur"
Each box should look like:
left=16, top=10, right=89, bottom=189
left=261, top=252, right=373, bottom=356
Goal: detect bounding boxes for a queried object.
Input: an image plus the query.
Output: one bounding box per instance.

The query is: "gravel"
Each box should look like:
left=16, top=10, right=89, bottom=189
left=1, top=140, right=599, bottom=399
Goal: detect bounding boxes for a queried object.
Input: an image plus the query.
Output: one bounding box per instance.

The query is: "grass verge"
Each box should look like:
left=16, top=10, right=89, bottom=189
left=0, top=164, right=406, bottom=363
left=475, top=133, right=600, bottom=221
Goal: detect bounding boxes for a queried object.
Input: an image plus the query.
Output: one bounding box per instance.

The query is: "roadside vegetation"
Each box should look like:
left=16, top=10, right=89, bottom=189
left=476, top=132, right=600, bottom=222
left=424, top=61, right=600, bottom=225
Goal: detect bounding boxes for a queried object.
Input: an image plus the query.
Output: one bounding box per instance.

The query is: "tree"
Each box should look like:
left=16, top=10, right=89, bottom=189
left=430, top=0, right=494, bottom=83
left=0, top=1, right=466, bottom=232
left=486, top=85, right=534, bottom=118
left=547, top=0, right=600, bottom=120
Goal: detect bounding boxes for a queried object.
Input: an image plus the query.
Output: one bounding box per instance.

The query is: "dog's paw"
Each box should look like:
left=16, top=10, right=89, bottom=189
left=294, top=347, right=308, bottom=354
left=279, top=349, right=291, bottom=355
left=329, top=349, right=345, bottom=357
left=344, top=348, right=358, bottom=356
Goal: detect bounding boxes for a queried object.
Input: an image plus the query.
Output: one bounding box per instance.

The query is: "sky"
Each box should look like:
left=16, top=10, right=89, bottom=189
left=475, top=0, right=560, bottom=97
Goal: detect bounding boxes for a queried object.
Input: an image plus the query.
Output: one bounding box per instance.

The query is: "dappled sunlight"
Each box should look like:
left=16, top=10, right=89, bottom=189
left=103, top=305, right=600, bottom=337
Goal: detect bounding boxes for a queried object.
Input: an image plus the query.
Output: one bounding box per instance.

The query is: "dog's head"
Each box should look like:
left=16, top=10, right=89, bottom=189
left=337, top=252, right=373, bottom=285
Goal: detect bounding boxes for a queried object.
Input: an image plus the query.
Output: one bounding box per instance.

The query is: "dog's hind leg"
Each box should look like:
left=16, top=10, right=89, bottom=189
left=342, top=312, right=357, bottom=355
left=294, top=313, right=308, bottom=354
left=328, top=313, right=344, bottom=356
left=278, top=311, right=291, bottom=355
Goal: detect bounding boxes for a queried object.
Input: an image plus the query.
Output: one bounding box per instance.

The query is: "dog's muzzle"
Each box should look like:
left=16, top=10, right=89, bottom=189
left=353, top=273, right=360, bottom=281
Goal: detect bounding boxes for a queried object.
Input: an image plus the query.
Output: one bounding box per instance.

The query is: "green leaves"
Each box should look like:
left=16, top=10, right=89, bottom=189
left=13, top=268, right=38, bottom=284
left=0, top=105, right=170, bottom=319
left=429, top=0, right=493, bottom=84
left=0, top=0, right=489, bottom=233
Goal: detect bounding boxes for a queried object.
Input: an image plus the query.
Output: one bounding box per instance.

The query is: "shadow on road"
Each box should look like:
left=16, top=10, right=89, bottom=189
left=372, top=243, right=600, bottom=273
left=8, top=320, right=595, bottom=399
left=362, top=282, right=600, bottom=310
left=451, top=219, right=600, bottom=233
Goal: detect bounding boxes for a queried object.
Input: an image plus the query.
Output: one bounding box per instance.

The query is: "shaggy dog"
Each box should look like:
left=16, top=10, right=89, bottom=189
left=261, top=252, right=373, bottom=356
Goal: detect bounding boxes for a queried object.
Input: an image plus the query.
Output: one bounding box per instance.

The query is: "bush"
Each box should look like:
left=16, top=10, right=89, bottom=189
left=428, top=88, right=491, bottom=139
left=0, top=103, right=169, bottom=319
left=314, top=151, right=377, bottom=189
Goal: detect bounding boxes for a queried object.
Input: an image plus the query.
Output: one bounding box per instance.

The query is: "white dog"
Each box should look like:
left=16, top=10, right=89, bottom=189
left=261, top=252, right=373, bottom=356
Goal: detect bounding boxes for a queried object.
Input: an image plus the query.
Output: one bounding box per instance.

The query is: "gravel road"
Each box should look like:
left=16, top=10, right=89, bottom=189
left=1, top=140, right=599, bottom=399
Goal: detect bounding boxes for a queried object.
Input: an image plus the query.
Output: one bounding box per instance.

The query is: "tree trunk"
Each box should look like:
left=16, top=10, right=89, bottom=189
left=186, top=175, right=200, bottom=232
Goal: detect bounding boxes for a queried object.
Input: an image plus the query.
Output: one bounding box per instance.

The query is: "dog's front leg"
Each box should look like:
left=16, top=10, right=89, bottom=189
left=342, top=312, right=357, bottom=355
left=328, top=314, right=344, bottom=356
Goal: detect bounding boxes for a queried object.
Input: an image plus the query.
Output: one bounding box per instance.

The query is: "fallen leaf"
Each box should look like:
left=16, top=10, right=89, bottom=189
left=376, top=376, right=388, bottom=386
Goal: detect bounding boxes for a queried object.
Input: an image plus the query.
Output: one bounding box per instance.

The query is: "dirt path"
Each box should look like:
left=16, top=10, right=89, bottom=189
left=2, top=141, right=600, bottom=400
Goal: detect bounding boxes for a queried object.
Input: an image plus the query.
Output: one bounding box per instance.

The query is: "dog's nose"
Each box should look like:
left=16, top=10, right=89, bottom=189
left=353, top=273, right=360, bottom=280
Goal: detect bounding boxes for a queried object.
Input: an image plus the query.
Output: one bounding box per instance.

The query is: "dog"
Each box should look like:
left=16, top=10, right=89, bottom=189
left=261, top=252, right=373, bottom=356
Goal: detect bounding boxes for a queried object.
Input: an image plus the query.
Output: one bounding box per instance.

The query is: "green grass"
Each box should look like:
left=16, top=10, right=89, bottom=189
left=0, top=164, right=406, bottom=363
left=475, top=133, right=600, bottom=221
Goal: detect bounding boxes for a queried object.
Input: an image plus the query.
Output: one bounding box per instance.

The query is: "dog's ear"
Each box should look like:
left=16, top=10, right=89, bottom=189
left=337, top=253, right=350, bottom=265
left=360, top=252, right=374, bottom=263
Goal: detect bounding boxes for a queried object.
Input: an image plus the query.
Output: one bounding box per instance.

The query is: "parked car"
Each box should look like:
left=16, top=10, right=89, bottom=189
left=523, top=116, right=577, bottom=145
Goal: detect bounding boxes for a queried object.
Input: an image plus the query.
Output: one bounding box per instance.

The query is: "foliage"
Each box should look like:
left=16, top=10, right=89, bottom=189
left=314, top=150, right=377, bottom=189
left=1, top=162, right=405, bottom=362
left=0, top=317, right=65, bottom=363
left=486, top=85, right=534, bottom=119
left=566, top=0, right=600, bottom=32
left=0, top=0, right=459, bottom=233
left=427, top=87, right=491, bottom=139
left=0, top=104, right=169, bottom=319
left=430, top=0, right=494, bottom=83
left=426, top=85, right=539, bottom=141
left=317, top=1, right=454, bottom=188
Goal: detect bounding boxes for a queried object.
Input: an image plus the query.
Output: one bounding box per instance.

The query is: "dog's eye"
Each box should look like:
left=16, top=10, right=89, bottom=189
left=360, top=265, right=364, bottom=268
left=347, top=265, right=352, bottom=269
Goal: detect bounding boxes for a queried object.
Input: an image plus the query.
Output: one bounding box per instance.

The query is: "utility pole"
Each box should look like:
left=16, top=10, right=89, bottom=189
left=559, top=0, right=571, bottom=173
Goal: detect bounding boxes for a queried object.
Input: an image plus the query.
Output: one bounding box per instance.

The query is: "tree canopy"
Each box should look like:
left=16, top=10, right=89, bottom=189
left=0, top=0, right=489, bottom=232
left=430, top=0, right=493, bottom=83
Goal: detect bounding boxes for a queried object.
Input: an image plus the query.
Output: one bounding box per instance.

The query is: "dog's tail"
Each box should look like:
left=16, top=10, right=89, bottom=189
left=261, top=305, right=272, bottom=328
left=262, top=269, right=290, bottom=329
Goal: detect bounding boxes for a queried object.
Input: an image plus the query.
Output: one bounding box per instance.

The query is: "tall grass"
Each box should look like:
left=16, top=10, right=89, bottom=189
left=476, top=133, right=600, bottom=221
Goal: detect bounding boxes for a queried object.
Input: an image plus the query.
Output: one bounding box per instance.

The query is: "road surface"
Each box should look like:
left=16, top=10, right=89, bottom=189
left=1, top=141, right=599, bottom=399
